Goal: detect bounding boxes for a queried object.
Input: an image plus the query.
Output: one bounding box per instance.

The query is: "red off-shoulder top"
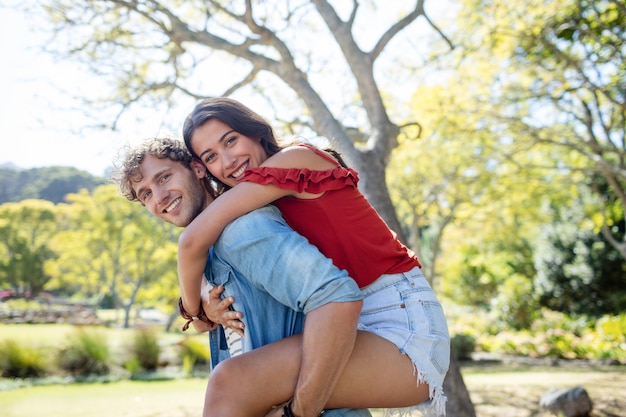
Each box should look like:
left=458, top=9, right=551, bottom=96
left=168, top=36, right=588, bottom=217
left=240, top=144, right=420, bottom=288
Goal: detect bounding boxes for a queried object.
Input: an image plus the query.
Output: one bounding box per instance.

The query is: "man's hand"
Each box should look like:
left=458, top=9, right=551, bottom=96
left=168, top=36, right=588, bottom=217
left=191, top=318, right=218, bottom=333
left=202, top=284, right=245, bottom=336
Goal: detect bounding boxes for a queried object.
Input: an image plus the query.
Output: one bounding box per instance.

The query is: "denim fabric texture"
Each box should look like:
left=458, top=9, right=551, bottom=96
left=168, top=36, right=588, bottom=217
left=358, top=267, right=450, bottom=417
left=204, top=206, right=369, bottom=417
left=203, top=207, right=449, bottom=416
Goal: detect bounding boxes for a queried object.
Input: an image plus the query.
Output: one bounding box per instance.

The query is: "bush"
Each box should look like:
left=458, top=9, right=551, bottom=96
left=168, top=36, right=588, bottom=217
left=490, top=273, right=539, bottom=330
left=58, top=327, right=110, bottom=376
left=597, top=313, right=626, bottom=342
left=534, top=201, right=626, bottom=317
left=128, top=327, right=160, bottom=371
left=178, top=337, right=211, bottom=374
left=470, top=310, right=626, bottom=362
left=123, top=356, right=142, bottom=375
left=451, top=333, right=476, bottom=360
left=0, top=339, right=49, bottom=378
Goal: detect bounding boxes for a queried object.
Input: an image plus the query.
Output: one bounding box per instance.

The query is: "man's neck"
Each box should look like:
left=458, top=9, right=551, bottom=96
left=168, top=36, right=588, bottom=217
left=203, top=192, right=215, bottom=211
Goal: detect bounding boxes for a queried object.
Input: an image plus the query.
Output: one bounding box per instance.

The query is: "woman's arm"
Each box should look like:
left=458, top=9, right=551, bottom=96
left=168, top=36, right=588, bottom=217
left=177, top=181, right=294, bottom=316
left=178, top=145, right=334, bottom=318
left=291, top=300, right=362, bottom=417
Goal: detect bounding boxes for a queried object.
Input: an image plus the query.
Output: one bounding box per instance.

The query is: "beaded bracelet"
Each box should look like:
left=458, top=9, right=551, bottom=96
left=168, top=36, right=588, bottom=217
left=178, top=297, right=213, bottom=331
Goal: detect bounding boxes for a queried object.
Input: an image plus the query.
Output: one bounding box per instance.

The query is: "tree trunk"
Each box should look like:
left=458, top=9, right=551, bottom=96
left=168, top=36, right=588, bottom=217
left=444, top=351, right=476, bottom=417
left=357, top=163, right=476, bottom=417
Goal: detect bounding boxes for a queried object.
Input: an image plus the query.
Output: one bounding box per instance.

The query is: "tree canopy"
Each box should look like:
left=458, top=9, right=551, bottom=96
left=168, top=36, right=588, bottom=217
left=454, top=0, right=626, bottom=257
left=386, top=0, right=626, bottom=326
left=0, top=166, right=106, bottom=204
left=0, top=199, right=59, bottom=296
left=48, top=186, right=179, bottom=328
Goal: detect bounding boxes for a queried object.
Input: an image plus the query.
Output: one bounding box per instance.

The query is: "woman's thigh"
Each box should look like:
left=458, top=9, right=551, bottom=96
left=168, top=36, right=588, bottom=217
left=327, top=331, right=429, bottom=409
left=204, top=334, right=304, bottom=416
left=205, top=331, right=427, bottom=413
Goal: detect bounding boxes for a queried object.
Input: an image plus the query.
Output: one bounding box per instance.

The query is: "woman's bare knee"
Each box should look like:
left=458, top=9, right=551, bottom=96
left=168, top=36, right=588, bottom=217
left=203, top=339, right=303, bottom=417
left=203, top=359, right=248, bottom=416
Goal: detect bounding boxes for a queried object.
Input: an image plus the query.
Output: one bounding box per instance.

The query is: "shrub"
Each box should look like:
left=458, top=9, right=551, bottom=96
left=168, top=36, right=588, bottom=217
left=451, top=333, right=476, bottom=360
left=471, top=311, right=626, bottom=362
left=491, top=273, right=539, bottom=330
left=0, top=339, right=49, bottom=378
left=178, top=336, right=211, bottom=373
left=597, top=314, right=626, bottom=342
left=129, top=327, right=160, bottom=371
left=123, top=357, right=142, bottom=375
left=534, top=203, right=626, bottom=317
left=58, top=327, right=110, bottom=376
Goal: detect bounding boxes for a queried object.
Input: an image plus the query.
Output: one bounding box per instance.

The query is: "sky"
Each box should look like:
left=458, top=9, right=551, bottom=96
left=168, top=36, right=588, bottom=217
left=0, top=1, right=452, bottom=178
left=0, top=2, right=186, bottom=177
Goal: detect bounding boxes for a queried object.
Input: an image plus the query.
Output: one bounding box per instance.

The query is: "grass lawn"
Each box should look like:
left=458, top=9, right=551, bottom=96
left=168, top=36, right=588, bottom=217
left=0, top=379, right=387, bottom=417
left=1, top=365, right=624, bottom=417
left=0, top=379, right=208, bottom=417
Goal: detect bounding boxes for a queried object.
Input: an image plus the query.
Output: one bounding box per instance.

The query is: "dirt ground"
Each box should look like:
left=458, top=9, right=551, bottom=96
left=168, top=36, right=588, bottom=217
left=457, top=357, right=626, bottom=417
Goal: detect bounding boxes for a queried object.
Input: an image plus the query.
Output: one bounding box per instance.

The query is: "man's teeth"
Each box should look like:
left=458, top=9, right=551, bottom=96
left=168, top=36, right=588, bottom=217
left=165, top=198, right=181, bottom=213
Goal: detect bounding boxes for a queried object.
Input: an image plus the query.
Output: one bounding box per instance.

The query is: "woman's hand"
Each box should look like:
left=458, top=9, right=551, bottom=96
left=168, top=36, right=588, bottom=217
left=202, top=284, right=245, bottom=336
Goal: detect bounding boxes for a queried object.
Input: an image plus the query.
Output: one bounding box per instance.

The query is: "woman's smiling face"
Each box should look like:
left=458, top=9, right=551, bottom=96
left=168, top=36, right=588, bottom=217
left=190, top=118, right=268, bottom=188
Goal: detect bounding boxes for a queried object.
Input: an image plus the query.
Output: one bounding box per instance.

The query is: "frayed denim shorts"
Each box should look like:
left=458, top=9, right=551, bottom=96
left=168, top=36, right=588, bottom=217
left=357, top=267, right=450, bottom=417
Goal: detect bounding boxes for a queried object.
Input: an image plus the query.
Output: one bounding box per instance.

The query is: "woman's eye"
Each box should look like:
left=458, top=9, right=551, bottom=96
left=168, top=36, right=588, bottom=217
left=226, top=136, right=237, bottom=146
left=205, top=153, right=216, bottom=163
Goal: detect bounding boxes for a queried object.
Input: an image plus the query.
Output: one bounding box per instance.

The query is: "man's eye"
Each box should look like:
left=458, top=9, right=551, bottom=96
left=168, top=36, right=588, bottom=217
left=142, top=191, right=152, bottom=201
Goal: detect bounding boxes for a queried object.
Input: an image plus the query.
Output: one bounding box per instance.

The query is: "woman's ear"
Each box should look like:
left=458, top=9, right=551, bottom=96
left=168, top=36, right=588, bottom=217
left=191, top=159, right=207, bottom=179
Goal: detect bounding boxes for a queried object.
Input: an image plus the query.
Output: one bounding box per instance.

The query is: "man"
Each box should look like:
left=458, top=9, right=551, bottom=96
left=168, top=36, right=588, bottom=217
left=112, top=137, right=371, bottom=417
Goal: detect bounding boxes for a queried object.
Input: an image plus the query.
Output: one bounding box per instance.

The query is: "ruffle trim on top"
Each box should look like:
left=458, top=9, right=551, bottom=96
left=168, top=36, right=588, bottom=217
left=241, top=166, right=359, bottom=194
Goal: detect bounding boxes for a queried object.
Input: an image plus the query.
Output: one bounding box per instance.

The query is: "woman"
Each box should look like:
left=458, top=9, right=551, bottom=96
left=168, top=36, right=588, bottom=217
left=179, top=97, right=450, bottom=417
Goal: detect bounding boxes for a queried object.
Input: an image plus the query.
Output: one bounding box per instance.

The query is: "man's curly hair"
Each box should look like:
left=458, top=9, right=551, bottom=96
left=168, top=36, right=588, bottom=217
left=112, top=137, right=213, bottom=202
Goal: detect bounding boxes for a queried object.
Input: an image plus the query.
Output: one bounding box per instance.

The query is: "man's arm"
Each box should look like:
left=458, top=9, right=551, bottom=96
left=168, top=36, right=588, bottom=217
left=214, top=206, right=363, bottom=416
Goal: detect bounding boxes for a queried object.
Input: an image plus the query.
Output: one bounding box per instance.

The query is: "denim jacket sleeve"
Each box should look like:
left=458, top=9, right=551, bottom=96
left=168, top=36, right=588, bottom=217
left=211, top=205, right=363, bottom=314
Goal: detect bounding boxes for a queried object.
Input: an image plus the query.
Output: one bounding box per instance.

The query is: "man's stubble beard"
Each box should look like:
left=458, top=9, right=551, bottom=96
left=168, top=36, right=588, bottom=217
left=181, top=180, right=210, bottom=228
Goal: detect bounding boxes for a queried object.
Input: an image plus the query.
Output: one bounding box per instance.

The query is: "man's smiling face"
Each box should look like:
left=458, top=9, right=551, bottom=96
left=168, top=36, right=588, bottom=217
left=132, top=154, right=210, bottom=227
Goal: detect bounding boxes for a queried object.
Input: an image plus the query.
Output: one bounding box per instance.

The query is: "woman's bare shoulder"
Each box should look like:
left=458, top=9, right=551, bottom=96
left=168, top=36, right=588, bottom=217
left=261, top=145, right=336, bottom=170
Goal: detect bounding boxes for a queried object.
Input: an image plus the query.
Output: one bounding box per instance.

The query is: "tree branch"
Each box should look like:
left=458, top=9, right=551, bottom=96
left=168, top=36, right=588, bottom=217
left=371, top=0, right=425, bottom=59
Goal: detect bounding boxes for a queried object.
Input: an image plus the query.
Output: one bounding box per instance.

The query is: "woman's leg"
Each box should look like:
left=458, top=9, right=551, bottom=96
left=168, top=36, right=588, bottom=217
left=326, top=331, right=430, bottom=408
left=203, top=331, right=429, bottom=417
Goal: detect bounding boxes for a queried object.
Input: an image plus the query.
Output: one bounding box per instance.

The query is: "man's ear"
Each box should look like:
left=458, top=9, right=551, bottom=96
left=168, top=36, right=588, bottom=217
left=191, top=159, right=207, bottom=179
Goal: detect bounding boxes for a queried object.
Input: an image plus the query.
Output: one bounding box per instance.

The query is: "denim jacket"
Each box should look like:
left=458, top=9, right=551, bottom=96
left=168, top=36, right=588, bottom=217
left=203, top=205, right=370, bottom=417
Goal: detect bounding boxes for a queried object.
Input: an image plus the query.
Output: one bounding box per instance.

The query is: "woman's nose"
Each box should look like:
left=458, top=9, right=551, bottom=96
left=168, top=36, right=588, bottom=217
left=222, top=152, right=237, bottom=169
